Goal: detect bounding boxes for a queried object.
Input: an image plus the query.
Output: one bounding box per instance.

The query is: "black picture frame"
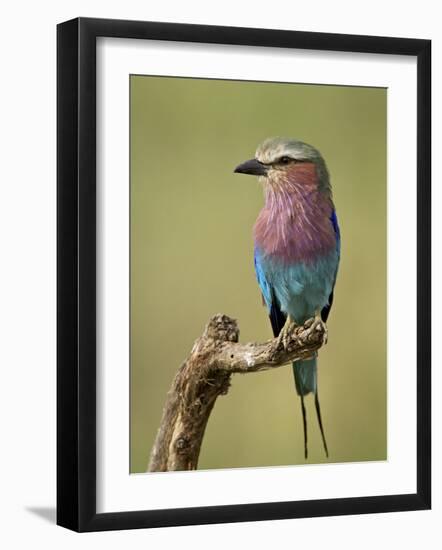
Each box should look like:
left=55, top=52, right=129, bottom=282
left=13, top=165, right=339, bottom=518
left=57, top=17, right=431, bottom=532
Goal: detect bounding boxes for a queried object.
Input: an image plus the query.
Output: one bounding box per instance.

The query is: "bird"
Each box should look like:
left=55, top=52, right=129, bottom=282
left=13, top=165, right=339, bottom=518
left=234, top=137, right=340, bottom=459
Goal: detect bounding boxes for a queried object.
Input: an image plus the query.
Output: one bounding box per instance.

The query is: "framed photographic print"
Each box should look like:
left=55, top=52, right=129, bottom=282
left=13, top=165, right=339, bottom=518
left=57, top=17, right=431, bottom=532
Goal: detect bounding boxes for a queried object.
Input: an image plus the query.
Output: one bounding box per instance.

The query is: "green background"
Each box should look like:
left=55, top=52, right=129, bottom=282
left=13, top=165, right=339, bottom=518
left=130, top=75, right=387, bottom=473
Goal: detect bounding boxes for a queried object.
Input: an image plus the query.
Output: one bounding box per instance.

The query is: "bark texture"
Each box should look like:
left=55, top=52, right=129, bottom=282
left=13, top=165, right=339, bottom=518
left=148, top=313, right=326, bottom=472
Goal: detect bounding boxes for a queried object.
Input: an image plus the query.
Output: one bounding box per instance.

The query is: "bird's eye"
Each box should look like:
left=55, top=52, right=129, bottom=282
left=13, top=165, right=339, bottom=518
left=279, top=156, right=291, bottom=164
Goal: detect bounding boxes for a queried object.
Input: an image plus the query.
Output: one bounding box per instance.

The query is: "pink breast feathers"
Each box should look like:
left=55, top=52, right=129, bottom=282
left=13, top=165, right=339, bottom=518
left=253, top=163, right=336, bottom=264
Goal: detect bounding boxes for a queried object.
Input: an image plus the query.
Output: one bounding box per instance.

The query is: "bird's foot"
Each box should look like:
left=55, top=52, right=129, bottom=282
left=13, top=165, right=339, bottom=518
left=314, top=311, right=328, bottom=345
left=277, top=316, right=298, bottom=350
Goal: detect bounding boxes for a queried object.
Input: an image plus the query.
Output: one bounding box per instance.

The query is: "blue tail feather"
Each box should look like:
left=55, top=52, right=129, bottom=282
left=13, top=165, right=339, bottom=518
left=293, top=358, right=329, bottom=459
left=293, top=358, right=317, bottom=396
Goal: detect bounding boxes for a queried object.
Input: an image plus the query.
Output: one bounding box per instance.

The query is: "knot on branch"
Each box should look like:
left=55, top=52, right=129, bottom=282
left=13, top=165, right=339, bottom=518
left=174, top=436, right=189, bottom=453
left=203, top=314, right=239, bottom=343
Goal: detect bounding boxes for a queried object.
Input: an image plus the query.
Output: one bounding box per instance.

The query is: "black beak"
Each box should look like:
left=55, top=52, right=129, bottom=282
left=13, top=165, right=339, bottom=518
left=234, top=158, right=268, bottom=176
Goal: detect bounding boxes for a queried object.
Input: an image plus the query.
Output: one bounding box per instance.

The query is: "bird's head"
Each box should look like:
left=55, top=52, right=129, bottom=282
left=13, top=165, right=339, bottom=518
left=234, top=137, right=330, bottom=193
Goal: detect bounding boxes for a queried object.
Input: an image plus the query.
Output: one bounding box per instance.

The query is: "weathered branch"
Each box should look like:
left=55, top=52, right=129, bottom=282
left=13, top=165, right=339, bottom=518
left=147, top=313, right=326, bottom=472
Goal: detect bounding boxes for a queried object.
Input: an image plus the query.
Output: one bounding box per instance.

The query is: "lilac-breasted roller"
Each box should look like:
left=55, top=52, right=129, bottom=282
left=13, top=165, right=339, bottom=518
left=234, top=137, right=340, bottom=459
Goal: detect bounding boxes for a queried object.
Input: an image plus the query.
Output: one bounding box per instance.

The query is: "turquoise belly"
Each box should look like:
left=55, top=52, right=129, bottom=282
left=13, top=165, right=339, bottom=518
left=258, top=250, right=339, bottom=324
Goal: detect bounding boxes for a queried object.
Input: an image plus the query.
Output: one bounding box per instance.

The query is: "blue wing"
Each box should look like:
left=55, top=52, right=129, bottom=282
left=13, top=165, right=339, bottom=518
left=254, top=247, right=287, bottom=337
left=321, top=209, right=341, bottom=322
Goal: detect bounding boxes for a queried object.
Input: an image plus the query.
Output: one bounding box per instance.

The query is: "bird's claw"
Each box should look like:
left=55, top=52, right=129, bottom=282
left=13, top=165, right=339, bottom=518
left=311, top=315, right=328, bottom=345
left=277, top=318, right=297, bottom=350
left=278, top=316, right=328, bottom=350
left=282, top=328, right=292, bottom=350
